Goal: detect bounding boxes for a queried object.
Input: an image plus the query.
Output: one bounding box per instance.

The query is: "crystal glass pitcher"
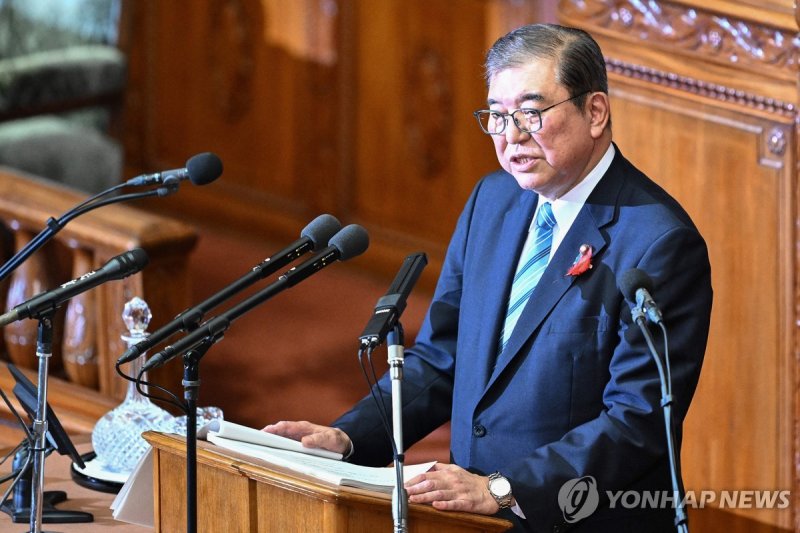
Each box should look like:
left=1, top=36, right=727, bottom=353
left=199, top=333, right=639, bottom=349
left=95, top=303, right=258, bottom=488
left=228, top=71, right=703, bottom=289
left=91, top=297, right=177, bottom=474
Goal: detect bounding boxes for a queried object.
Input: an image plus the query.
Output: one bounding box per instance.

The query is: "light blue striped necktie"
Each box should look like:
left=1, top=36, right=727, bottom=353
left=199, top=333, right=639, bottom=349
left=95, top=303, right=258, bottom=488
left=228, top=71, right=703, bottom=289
left=499, top=202, right=556, bottom=353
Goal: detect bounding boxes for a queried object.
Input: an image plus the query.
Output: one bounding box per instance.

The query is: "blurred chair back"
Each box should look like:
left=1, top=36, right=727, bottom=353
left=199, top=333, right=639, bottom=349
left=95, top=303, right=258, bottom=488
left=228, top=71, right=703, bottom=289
left=0, top=0, right=126, bottom=193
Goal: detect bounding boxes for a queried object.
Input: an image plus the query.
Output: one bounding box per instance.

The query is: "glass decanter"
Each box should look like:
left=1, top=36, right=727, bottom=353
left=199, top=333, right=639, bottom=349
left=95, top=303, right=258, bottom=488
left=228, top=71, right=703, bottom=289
left=91, top=297, right=177, bottom=475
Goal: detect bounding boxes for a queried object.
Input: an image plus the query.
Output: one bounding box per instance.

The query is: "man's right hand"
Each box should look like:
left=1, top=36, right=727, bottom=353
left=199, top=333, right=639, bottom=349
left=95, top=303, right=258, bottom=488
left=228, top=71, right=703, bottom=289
left=262, top=420, right=352, bottom=456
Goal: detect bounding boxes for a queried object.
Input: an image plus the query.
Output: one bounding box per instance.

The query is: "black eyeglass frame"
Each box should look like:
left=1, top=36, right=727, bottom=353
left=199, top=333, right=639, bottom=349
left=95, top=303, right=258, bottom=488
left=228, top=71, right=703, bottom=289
left=473, top=91, right=591, bottom=135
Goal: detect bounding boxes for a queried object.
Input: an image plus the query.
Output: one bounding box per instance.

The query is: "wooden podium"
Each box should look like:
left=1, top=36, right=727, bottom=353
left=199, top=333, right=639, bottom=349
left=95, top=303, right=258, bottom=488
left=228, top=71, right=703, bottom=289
left=144, top=431, right=512, bottom=533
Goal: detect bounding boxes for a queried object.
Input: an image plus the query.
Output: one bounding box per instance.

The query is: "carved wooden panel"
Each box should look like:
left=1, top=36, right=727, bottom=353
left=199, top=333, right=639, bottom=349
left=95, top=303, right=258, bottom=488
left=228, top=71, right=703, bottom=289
left=560, top=0, right=798, bottom=103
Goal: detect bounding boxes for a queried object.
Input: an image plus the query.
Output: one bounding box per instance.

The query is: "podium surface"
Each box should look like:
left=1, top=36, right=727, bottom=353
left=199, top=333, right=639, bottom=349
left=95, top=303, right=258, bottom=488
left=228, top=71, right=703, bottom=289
left=144, top=431, right=512, bottom=533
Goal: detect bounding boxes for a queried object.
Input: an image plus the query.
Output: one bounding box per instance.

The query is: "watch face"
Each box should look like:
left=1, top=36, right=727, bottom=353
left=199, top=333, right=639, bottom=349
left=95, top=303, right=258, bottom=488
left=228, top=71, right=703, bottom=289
left=490, top=477, right=512, bottom=497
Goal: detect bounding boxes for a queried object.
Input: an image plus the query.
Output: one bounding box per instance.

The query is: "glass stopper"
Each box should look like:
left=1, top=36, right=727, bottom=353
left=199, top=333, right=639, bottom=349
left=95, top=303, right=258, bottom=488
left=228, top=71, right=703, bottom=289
left=122, top=296, right=151, bottom=337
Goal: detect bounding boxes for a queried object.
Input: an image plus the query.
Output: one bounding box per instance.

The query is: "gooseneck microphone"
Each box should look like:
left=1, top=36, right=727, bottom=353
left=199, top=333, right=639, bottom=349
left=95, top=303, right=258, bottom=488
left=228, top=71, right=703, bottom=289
left=0, top=153, right=223, bottom=285
left=618, top=267, right=687, bottom=532
left=141, top=224, right=369, bottom=372
left=0, top=248, right=149, bottom=326
left=618, top=268, right=663, bottom=324
left=359, top=252, right=427, bottom=348
left=126, top=152, right=223, bottom=187
left=117, top=214, right=341, bottom=364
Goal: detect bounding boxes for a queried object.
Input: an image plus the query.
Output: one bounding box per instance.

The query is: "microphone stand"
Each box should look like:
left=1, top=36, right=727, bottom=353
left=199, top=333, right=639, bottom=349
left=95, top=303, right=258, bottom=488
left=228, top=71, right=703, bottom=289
left=387, top=325, right=408, bottom=533
left=138, top=335, right=215, bottom=533
left=182, top=337, right=215, bottom=533
left=137, top=232, right=366, bottom=531
left=28, top=311, right=55, bottom=533
left=630, top=307, right=688, bottom=533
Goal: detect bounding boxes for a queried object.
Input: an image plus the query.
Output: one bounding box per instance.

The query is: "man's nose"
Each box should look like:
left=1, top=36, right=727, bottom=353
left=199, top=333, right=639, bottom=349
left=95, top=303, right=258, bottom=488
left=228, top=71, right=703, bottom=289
left=504, top=119, right=530, bottom=144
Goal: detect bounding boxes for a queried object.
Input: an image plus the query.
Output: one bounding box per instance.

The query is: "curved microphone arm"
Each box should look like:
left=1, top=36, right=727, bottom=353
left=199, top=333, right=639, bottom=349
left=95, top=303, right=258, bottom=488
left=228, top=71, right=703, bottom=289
left=67, top=181, right=129, bottom=215
left=0, top=186, right=170, bottom=283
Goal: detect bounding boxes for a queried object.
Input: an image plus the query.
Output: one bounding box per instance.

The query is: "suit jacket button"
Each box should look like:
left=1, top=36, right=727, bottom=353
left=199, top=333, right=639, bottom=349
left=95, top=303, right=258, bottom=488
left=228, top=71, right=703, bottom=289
left=472, top=424, right=486, bottom=437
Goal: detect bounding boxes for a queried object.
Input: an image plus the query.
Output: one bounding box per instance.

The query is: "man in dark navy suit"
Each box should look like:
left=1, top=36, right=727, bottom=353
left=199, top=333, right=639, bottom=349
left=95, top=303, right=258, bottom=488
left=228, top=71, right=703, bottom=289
left=265, top=24, right=712, bottom=532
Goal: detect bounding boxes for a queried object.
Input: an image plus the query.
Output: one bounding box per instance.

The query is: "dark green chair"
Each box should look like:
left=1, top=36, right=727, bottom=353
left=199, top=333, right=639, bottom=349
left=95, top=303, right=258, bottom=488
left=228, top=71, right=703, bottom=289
left=0, top=0, right=126, bottom=193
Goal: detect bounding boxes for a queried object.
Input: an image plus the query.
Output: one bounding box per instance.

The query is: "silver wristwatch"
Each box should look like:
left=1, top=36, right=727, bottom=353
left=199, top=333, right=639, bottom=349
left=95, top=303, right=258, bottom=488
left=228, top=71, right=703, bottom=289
left=487, top=471, right=513, bottom=509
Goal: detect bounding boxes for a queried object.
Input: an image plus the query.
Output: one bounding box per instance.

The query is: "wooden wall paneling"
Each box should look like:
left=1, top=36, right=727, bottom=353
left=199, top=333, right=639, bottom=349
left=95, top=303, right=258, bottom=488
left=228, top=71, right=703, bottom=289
left=122, top=0, right=799, bottom=292
left=559, top=0, right=799, bottom=530
left=122, top=1, right=517, bottom=291
left=129, top=0, right=343, bottom=240
left=484, top=0, right=558, bottom=42
left=349, top=0, right=500, bottom=289
left=121, top=1, right=572, bottom=289
left=609, top=78, right=795, bottom=531
left=117, top=0, right=147, bottom=172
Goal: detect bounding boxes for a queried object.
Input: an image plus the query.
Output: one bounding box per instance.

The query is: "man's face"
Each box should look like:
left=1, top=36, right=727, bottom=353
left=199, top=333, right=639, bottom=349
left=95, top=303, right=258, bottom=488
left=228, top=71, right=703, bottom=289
left=487, top=58, right=597, bottom=199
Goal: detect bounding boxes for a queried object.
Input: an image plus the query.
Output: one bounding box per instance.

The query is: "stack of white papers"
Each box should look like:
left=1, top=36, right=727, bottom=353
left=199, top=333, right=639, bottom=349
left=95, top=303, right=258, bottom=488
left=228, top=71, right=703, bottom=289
left=109, top=420, right=437, bottom=528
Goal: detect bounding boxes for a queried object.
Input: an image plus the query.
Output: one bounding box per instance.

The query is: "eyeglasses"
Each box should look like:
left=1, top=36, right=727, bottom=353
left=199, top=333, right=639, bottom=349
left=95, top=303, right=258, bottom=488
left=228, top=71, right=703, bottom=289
left=473, top=91, right=590, bottom=135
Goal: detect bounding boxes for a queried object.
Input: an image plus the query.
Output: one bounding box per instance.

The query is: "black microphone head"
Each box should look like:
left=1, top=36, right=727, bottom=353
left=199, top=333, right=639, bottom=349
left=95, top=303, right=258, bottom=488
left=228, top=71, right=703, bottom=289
left=618, top=268, right=653, bottom=302
left=329, top=224, right=369, bottom=261
left=301, top=214, right=342, bottom=250
left=185, top=152, right=223, bottom=185
left=119, top=247, right=150, bottom=273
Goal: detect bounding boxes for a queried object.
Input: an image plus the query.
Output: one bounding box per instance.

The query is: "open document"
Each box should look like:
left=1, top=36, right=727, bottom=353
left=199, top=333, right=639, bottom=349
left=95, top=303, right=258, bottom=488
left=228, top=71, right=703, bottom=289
left=205, top=420, right=344, bottom=460
left=207, top=431, right=436, bottom=493
left=110, top=420, right=437, bottom=528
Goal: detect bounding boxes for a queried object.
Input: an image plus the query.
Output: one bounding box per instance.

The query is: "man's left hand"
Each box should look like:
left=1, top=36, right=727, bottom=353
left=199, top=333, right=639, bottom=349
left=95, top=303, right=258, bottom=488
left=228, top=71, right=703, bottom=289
left=405, top=463, right=501, bottom=514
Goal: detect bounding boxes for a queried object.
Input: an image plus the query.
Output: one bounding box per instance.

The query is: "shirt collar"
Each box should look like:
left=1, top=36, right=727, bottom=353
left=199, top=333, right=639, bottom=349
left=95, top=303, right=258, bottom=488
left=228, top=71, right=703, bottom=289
left=547, top=143, right=615, bottom=231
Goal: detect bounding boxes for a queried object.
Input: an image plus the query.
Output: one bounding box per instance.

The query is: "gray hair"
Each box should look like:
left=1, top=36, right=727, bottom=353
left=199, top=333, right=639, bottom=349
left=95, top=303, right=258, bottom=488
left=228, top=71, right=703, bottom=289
left=484, top=24, right=608, bottom=111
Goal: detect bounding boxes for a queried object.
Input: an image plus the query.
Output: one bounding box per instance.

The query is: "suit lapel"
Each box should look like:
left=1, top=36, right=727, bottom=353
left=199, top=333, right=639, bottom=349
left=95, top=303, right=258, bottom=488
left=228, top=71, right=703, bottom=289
left=486, top=167, right=624, bottom=388
left=472, top=191, right=538, bottom=389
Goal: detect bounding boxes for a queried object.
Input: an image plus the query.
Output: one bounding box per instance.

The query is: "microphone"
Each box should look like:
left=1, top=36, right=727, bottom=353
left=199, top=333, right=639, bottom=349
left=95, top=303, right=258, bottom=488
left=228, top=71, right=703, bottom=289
left=618, top=268, right=664, bottom=324
left=117, top=214, right=342, bottom=364
left=141, top=224, right=369, bottom=372
left=0, top=155, right=219, bottom=285
left=0, top=248, right=149, bottom=326
left=125, top=152, right=223, bottom=187
left=359, top=252, right=427, bottom=348
left=280, top=223, right=369, bottom=287
left=617, top=268, right=687, bottom=531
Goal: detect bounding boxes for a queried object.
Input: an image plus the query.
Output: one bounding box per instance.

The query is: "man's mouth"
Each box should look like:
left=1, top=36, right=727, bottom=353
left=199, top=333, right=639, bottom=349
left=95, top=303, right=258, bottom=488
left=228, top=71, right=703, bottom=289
left=510, top=154, right=539, bottom=168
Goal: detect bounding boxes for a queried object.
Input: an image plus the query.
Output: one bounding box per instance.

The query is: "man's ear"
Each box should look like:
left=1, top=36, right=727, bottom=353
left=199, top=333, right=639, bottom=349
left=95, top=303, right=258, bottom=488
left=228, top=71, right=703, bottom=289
left=587, top=92, right=610, bottom=138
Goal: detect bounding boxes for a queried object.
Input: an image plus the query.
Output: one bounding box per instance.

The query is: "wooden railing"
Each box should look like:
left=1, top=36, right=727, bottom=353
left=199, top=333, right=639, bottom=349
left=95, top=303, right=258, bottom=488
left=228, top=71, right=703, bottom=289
left=0, top=165, right=197, bottom=445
